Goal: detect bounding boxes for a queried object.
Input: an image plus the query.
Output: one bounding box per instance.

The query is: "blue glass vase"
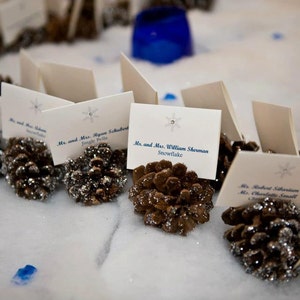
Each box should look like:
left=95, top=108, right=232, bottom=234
left=132, top=6, right=193, bottom=64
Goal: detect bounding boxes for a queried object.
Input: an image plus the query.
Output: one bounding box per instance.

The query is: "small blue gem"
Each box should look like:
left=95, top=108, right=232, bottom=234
left=272, top=32, right=284, bottom=40
left=163, top=93, right=177, bottom=101
left=94, top=56, right=104, bottom=63
left=12, top=265, right=37, bottom=285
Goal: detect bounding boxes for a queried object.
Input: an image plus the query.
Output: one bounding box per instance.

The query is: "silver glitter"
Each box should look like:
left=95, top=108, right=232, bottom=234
left=63, top=143, right=127, bottom=206
left=2, top=137, right=63, bottom=201
left=222, top=198, right=300, bottom=282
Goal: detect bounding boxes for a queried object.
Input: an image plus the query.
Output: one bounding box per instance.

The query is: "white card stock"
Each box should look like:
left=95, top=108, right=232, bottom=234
left=216, top=151, right=300, bottom=208
left=43, top=91, right=134, bottom=165
left=127, top=103, right=221, bottom=180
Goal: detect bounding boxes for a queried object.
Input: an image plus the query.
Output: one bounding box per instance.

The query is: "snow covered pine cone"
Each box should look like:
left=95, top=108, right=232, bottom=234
left=0, top=148, right=3, bottom=175
left=63, top=143, right=127, bottom=206
left=222, top=197, right=300, bottom=282
left=2, top=137, right=63, bottom=200
left=212, top=133, right=259, bottom=190
left=129, top=159, right=215, bottom=235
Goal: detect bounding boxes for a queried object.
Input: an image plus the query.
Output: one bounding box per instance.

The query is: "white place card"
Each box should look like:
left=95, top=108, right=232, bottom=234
left=39, top=62, right=98, bottom=102
left=67, top=0, right=103, bottom=39
left=0, top=0, right=47, bottom=46
left=1, top=83, right=73, bottom=141
left=216, top=151, right=300, bottom=208
left=20, top=49, right=41, bottom=92
left=43, top=91, right=134, bottom=165
left=120, top=53, right=158, bottom=104
left=252, top=101, right=299, bottom=155
left=181, top=81, right=243, bottom=141
left=67, top=0, right=83, bottom=39
left=94, top=0, right=104, bottom=32
left=127, top=103, right=221, bottom=180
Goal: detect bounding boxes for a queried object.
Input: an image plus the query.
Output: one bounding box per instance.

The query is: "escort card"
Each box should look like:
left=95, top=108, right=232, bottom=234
left=127, top=103, right=221, bottom=180
left=67, top=0, right=83, bottom=39
left=120, top=53, right=158, bottom=104
left=252, top=101, right=299, bottom=155
left=94, top=0, right=104, bottom=32
left=20, top=49, right=41, bottom=92
left=67, top=0, right=103, bottom=39
left=216, top=151, right=300, bottom=208
left=39, top=62, right=98, bottom=102
left=181, top=81, right=243, bottom=141
left=1, top=83, right=73, bottom=141
left=42, top=91, right=134, bottom=165
left=0, top=0, right=47, bottom=46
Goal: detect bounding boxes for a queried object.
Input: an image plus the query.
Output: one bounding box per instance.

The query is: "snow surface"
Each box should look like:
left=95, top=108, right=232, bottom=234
left=0, top=0, right=300, bottom=299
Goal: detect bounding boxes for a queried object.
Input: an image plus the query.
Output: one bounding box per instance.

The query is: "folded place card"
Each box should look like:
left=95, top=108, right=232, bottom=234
left=94, top=0, right=104, bottom=32
left=181, top=81, right=243, bottom=141
left=1, top=83, right=73, bottom=141
left=216, top=151, right=300, bottom=208
left=252, top=100, right=299, bottom=155
left=0, top=0, right=47, bottom=46
left=19, top=49, right=41, bottom=92
left=67, top=0, right=103, bottom=39
left=39, top=61, right=98, bottom=102
left=127, top=103, right=221, bottom=180
left=120, top=53, right=158, bottom=104
left=67, top=0, right=83, bottom=39
left=43, top=91, right=134, bottom=165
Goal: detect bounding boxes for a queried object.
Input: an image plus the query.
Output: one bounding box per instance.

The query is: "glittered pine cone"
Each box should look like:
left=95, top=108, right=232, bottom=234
left=103, top=0, right=130, bottom=28
left=147, top=0, right=214, bottom=10
left=6, top=27, right=47, bottom=53
left=63, top=143, right=128, bottom=206
left=212, top=133, right=259, bottom=191
left=0, top=148, right=3, bottom=175
left=2, top=137, right=64, bottom=201
left=222, top=197, right=300, bottom=282
left=0, top=74, right=13, bottom=85
left=129, top=160, right=215, bottom=236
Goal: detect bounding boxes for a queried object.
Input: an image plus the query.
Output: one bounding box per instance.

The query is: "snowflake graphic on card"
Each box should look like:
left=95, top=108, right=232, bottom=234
left=30, top=98, right=43, bottom=114
left=275, top=162, right=295, bottom=178
left=82, top=107, right=99, bottom=123
left=165, top=113, right=181, bottom=132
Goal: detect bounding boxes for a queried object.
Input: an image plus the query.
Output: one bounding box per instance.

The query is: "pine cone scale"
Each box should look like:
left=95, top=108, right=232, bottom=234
left=129, top=160, right=214, bottom=235
left=222, top=198, right=300, bottom=282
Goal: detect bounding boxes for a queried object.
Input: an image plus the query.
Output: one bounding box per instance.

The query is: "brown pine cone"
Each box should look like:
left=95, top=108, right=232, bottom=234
left=45, top=14, right=70, bottom=43
left=103, top=0, right=130, bottom=27
left=6, top=27, right=47, bottom=53
left=129, top=160, right=215, bottom=236
left=0, top=148, right=3, bottom=175
left=63, top=143, right=128, bottom=206
left=211, top=133, right=259, bottom=191
left=0, top=74, right=13, bottom=85
left=2, top=137, right=64, bottom=201
left=74, top=0, right=99, bottom=39
left=147, top=0, right=214, bottom=10
left=222, top=197, right=300, bottom=282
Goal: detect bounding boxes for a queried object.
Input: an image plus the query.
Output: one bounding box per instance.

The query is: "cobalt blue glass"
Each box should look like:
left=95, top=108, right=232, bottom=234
left=132, top=6, right=193, bottom=64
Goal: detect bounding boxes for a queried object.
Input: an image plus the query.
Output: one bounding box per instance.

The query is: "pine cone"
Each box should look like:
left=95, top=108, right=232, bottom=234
left=63, top=143, right=128, bottom=206
left=0, top=74, right=13, bottom=85
left=222, top=197, right=300, bottom=282
left=211, top=133, right=259, bottom=190
left=0, top=148, right=3, bottom=175
left=129, top=160, right=215, bottom=236
left=147, top=0, right=214, bottom=10
left=2, top=137, right=64, bottom=201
